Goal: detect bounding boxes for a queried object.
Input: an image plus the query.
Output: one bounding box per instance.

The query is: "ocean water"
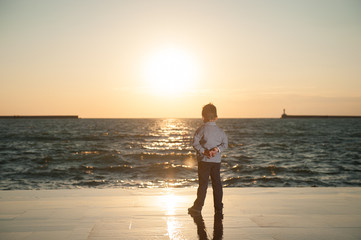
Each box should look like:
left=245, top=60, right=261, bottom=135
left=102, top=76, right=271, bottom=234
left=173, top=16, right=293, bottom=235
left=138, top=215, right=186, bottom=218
left=0, top=118, right=360, bottom=190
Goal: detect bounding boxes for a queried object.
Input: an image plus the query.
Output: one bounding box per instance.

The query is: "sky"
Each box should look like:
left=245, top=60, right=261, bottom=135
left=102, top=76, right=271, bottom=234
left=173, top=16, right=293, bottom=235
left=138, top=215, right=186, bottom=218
left=1, top=0, right=361, bottom=118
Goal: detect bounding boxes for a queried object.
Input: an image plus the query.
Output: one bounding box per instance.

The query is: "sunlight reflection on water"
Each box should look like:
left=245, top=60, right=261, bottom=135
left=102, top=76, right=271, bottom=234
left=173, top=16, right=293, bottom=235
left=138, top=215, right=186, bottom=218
left=158, top=192, right=187, bottom=239
left=159, top=192, right=184, bottom=215
left=166, top=217, right=184, bottom=240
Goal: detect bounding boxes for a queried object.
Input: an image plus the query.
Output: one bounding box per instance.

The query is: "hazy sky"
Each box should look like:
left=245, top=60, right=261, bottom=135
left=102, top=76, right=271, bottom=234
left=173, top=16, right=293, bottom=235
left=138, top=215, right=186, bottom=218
left=1, top=0, right=361, bottom=118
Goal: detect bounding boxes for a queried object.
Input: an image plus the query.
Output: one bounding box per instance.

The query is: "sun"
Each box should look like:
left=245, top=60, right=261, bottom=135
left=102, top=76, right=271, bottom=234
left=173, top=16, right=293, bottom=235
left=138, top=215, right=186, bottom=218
left=143, top=46, right=199, bottom=95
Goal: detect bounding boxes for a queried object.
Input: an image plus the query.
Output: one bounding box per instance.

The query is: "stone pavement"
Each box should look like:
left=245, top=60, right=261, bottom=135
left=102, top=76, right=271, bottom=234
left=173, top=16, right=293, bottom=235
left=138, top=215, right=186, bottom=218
left=0, top=188, right=360, bottom=239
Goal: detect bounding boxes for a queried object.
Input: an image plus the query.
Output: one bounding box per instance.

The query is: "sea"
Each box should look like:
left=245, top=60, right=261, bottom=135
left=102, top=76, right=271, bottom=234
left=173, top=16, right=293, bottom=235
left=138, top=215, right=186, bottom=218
left=0, top=118, right=360, bottom=190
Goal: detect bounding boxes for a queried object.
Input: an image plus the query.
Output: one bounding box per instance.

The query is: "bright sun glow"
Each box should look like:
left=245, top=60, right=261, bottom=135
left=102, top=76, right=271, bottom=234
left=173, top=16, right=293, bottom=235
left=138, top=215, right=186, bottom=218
left=143, top=46, right=199, bottom=95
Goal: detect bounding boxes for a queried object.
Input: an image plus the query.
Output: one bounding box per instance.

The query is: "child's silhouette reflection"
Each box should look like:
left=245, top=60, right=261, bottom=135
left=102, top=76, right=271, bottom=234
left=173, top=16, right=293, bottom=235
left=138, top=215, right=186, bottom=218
left=190, top=213, right=223, bottom=240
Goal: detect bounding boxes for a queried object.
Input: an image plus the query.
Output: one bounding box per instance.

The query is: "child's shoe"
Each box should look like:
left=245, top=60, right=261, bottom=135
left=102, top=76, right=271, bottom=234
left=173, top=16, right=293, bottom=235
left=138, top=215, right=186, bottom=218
left=188, top=206, right=201, bottom=215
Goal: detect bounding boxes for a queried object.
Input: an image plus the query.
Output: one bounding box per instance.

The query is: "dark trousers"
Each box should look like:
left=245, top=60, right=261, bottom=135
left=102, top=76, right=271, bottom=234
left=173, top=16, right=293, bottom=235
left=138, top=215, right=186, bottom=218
left=193, top=161, right=223, bottom=211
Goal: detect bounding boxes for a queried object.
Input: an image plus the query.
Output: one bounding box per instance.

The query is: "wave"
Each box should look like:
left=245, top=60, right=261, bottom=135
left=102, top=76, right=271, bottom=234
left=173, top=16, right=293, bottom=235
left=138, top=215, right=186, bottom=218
left=1, top=118, right=361, bottom=189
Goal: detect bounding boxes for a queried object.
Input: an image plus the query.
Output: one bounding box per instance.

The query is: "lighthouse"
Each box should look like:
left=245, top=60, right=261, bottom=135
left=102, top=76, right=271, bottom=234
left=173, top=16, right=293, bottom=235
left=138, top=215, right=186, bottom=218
left=281, top=109, right=287, bottom=118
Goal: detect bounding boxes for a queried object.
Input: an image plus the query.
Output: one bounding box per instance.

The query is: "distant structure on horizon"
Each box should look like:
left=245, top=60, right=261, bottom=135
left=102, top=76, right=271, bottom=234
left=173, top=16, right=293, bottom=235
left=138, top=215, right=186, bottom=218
left=0, top=115, right=79, bottom=119
left=281, top=109, right=361, bottom=119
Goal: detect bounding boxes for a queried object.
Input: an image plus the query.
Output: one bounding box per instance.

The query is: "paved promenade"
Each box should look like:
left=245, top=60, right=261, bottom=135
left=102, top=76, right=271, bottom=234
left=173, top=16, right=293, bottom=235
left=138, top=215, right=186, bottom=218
left=0, top=188, right=360, bottom=239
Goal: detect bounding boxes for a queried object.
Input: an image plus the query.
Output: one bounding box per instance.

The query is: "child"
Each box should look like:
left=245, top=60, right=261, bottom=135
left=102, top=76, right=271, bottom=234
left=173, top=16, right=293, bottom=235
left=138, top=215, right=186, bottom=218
left=188, top=103, right=228, bottom=215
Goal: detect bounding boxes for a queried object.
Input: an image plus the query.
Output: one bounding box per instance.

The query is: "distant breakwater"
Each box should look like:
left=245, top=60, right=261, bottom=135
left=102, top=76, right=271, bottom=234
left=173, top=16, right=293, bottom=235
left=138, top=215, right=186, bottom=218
left=0, top=115, right=79, bottom=119
left=281, top=114, right=361, bottom=119
left=281, top=109, right=361, bottom=119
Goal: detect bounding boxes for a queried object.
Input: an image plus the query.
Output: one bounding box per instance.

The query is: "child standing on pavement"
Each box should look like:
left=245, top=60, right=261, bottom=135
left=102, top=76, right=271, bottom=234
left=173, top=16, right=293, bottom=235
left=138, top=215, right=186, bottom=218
left=188, top=103, right=228, bottom=215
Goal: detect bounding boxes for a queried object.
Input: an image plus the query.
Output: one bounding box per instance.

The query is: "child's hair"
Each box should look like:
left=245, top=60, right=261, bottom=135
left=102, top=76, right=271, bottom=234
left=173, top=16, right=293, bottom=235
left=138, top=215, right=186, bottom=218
left=202, top=103, right=218, bottom=121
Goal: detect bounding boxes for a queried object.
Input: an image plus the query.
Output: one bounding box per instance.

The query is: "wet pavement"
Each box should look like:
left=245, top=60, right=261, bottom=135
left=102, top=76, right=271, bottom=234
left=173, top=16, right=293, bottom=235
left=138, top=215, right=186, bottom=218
left=0, top=188, right=360, bottom=239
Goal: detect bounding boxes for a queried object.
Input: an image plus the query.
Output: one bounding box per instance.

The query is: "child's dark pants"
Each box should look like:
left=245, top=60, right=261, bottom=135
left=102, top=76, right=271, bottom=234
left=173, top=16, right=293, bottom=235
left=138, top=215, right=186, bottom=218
left=193, top=161, right=223, bottom=211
